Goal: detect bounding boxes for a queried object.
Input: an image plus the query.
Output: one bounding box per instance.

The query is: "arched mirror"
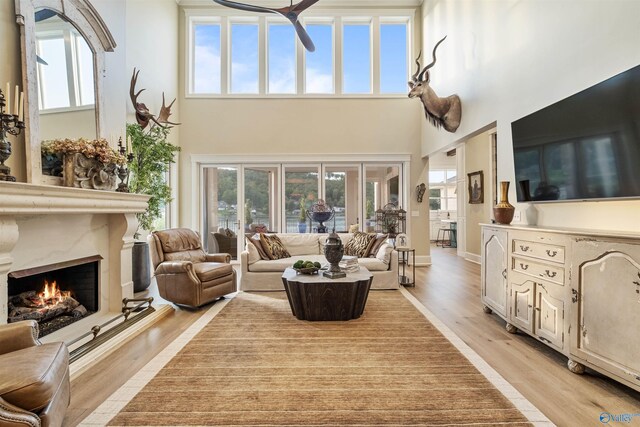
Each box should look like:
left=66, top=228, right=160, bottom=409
left=15, top=0, right=116, bottom=184
left=35, top=9, right=97, bottom=176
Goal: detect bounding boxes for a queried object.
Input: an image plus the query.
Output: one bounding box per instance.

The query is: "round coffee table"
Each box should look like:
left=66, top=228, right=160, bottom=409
left=281, top=267, right=373, bottom=321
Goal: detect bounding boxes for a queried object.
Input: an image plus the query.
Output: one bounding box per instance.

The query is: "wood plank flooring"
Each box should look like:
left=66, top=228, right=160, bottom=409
left=65, top=251, right=640, bottom=426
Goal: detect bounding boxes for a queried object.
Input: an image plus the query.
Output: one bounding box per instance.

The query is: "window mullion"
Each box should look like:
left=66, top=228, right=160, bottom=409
left=258, top=16, right=266, bottom=95
left=296, top=20, right=304, bottom=94
left=62, top=30, right=78, bottom=107
left=334, top=17, right=342, bottom=95
left=372, top=16, right=381, bottom=96
left=221, top=17, right=229, bottom=95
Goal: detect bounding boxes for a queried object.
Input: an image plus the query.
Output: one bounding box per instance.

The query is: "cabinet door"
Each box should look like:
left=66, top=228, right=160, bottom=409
left=571, top=239, right=640, bottom=388
left=535, top=282, right=564, bottom=350
left=510, top=279, right=534, bottom=333
left=481, top=228, right=508, bottom=317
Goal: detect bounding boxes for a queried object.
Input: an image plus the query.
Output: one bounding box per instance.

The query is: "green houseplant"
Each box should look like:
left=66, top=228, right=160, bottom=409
left=127, top=68, right=181, bottom=292
left=298, top=198, right=307, bottom=233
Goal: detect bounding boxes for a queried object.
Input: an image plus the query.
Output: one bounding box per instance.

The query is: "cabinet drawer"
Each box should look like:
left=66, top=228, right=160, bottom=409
left=512, top=256, right=564, bottom=285
left=513, top=239, right=565, bottom=263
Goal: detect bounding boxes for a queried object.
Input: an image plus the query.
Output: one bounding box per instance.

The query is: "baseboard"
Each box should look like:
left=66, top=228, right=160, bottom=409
left=465, top=252, right=481, bottom=264
left=414, top=255, right=431, bottom=266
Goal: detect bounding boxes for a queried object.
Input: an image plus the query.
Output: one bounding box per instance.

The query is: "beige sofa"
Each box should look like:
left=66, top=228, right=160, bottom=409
left=240, top=233, right=399, bottom=291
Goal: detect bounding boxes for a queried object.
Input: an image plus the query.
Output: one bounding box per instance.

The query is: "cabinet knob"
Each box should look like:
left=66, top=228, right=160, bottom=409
left=519, top=263, right=529, bottom=271
left=545, top=270, right=557, bottom=278
left=546, top=249, right=558, bottom=257
left=520, top=245, right=530, bottom=252
left=502, top=269, right=507, bottom=279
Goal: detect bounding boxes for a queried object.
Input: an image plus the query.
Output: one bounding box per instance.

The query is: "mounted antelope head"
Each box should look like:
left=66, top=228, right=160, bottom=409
left=408, top=36, right=461, bottom=133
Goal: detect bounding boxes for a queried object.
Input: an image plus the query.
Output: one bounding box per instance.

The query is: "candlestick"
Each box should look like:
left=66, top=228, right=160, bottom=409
left=18, top=92, right=24, bottom=121
left=14, top=85, right=19, bottom=116
left=5, top=83, right=9, bottom=110
left=0, top=87, right=25, bottom=182
left=127, top=135, right=131, bottom=154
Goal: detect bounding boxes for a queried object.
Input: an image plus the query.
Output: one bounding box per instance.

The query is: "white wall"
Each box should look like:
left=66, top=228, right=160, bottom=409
left=421, top=0, right=640, bottom=232
left=2, top=1, right=26, bottom=181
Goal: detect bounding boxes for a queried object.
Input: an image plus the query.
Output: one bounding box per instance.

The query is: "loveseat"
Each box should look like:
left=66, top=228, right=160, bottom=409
left=240, top=233, right=399, bottom=291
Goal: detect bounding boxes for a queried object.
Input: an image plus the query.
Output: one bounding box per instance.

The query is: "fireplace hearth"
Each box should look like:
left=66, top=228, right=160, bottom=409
left=8, top=256, right=100, bottom=337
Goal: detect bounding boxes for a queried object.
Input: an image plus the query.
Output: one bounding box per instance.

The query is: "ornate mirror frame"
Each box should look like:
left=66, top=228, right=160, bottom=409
left=15, top=0, right=116, bottom=184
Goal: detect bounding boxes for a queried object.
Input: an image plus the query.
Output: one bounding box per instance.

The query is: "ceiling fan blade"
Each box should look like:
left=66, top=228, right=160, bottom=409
left=211, top=0, right=277, bottom=14
left=291, top=0, right=320, bottom=13
left=294, top=20, right=315, bottom=52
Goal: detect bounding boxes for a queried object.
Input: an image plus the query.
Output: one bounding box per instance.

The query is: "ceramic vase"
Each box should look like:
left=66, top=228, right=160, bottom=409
left=493, top=181, right=516, bottom=224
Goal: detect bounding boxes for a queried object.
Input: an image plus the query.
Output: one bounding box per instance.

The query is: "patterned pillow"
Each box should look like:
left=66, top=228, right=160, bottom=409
left=344, top=232, right=375, bottom=257
left=367, top=234, right=389, bottom=257
left=259, top=234, right=291, bottom=260
left=245, top=234, right=269, bottom=260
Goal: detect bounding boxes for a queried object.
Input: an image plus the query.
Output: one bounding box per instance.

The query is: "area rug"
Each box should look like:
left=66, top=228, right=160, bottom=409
left=83, top=290, right=552, bottom=426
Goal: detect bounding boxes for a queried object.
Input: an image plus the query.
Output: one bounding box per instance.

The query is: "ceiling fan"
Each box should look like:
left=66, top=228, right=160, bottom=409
left=212, top=0, right=319, bottom=52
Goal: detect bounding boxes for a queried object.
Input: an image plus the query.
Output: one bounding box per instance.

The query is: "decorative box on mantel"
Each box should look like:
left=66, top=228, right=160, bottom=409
left=0, top=181, right=172, bottom=378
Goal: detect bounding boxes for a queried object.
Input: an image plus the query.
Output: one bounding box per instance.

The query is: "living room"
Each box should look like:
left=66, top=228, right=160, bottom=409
left=1, top=0, right=639, bottom=426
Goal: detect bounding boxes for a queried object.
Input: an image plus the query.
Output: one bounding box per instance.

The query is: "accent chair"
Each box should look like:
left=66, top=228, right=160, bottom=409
left=149, top=228, right=237, bottom=307
left=0, top=320, right=70, bottom=427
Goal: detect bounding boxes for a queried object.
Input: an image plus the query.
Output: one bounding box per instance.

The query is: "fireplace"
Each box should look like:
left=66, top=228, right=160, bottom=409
left=7, top=256, right=100, bottom=337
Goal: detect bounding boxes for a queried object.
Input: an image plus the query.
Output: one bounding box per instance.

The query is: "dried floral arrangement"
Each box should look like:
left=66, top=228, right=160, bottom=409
left=41, top=137, right=126, bottom=166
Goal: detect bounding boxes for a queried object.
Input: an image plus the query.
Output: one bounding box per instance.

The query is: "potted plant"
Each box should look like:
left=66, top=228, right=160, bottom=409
left=298, top=198, right=307, bottom=233
left=127, top=69, right=180, bottom=292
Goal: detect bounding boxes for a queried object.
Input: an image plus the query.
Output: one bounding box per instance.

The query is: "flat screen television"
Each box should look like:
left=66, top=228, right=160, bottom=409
left=511, top=64, right=640, bottom=202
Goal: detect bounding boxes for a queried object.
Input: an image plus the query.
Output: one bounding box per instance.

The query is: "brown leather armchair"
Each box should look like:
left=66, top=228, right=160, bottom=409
left=0, top=321, right=70, bottom=427
left=149, top=228, right=237, bottom=307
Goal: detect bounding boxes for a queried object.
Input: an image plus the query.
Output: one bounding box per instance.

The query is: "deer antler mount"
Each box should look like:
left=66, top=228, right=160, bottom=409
left=129, top=68, right=180, bottom=130
left=408, top=36, right=462, bottom=133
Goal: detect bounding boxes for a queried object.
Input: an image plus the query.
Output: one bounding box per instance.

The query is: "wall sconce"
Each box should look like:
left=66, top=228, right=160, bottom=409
left=416, top=183, right=426, bottom=203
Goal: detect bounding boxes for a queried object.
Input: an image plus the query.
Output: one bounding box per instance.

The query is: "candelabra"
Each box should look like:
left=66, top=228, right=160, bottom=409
left=116, top=137, right=134, bottom=192
left=0, top=89, right=25, bottom=182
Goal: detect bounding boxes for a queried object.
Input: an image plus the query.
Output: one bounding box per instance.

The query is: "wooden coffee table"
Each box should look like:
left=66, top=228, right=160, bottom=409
left=281, top=267, right=373, bottom=321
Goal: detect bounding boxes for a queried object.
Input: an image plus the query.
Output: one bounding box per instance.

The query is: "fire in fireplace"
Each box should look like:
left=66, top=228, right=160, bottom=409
left=8, top=256, right=100, bottom=337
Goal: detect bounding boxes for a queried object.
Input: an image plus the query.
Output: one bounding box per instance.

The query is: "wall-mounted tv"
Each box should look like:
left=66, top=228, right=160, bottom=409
left=511, top=64, right=640, bottom=202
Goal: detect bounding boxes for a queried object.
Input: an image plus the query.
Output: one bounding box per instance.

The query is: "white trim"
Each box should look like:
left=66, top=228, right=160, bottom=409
left=414, top=255, right=431, bottom=266
left=465, top=252, right=481, bottom=264
left=191, top=153, right=411, bottom=164
left=399, top=288, right=555, bottom=426
left=79, top=296, right=234, bottom=426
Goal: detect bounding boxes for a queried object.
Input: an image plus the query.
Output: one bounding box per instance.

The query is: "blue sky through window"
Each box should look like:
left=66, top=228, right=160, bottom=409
left=380, top=23, right=408, bottom=93
left=343, top=24, right=371, bottom=94
left=305, top=24, right=333, bottom=93
left=268, top=24, right=296, bottom=94
left=193, top=24, right=221, bottom=93
left=231, top=24, right=259, bottom=93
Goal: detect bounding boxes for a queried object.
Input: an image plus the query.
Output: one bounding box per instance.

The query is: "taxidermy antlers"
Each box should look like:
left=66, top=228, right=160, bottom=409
left=408, top=36, right=462, bottom=133
left=129, top=68, right=180, bottom=130
left=212, top=0, right=318, bottom=51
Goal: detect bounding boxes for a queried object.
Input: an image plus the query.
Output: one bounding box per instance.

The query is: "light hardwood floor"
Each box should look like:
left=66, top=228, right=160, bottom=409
left=64, top=249, right=640, bottom=426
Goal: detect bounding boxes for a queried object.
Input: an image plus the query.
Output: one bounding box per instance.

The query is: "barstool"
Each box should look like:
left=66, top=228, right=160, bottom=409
left=436, top=228, right=452, bottom=247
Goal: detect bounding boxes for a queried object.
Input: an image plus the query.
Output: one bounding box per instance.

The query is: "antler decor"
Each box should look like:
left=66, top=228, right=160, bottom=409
left=129, top=68, right=180, bottom=130
left=212, top=0, right=318, bottom=52
left=408, top=36, right=462, bottom=133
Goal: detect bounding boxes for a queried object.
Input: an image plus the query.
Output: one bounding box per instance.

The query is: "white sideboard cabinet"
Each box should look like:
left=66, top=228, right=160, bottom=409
left=481, top=224, right=640, bottom=392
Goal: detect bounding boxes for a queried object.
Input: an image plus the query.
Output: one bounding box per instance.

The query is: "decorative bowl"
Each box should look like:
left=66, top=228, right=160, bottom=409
left=294, top=267, right=320, bottom=275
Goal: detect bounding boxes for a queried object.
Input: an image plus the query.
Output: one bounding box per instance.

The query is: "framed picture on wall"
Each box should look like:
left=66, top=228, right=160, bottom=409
left=468, top=170, right=484, bottom=204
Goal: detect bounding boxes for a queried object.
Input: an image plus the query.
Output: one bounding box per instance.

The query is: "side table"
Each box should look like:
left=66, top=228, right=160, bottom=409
left=396, top=247, right=415, bottom=287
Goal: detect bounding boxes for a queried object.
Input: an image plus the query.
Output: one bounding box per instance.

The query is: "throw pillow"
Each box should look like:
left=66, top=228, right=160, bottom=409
left=245, top=239, right=260, bottom=264
left=376, top=243, right=393, bottom=264
left=245, top=235, right=269, bottom=260
left=224, top=228, right=236, bottom=238
left=259, top=234, right=291, bottom=260
left=367, top=234, right=389, bottom=257
left=344, top=231, right=375, bottom=258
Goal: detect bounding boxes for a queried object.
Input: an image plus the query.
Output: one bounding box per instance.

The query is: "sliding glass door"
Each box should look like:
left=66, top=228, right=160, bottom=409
left=203, top=166, right=240, bottom=256
left=283, top=165, right=320, bottom=233
left=323, top=165, right=361, bottom=232
left=243, top=165, right=280, bottom=232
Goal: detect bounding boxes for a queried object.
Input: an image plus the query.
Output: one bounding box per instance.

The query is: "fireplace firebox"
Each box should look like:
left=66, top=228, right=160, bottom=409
left=7, top=256, right=100, bottom=337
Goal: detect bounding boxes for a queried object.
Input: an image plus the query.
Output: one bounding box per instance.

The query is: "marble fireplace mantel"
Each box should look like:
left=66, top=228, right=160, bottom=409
left=0, top=181, right=171, bottom=376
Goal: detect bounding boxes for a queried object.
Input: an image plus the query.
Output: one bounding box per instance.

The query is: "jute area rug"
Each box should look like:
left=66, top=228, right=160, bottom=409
left=107, top=291, right=532, bottom=426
